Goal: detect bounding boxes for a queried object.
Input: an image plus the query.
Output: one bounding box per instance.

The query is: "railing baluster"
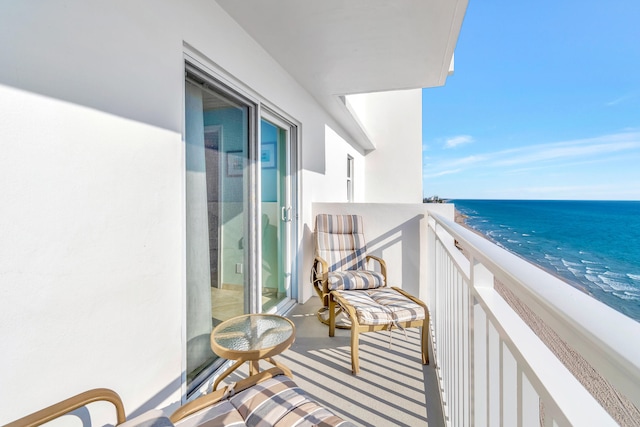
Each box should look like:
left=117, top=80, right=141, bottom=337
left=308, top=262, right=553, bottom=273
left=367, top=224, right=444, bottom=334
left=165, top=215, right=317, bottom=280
left=426, top=212, right=623, bottom=427
left=472, top=300, right=486, bottom=427
left=521, top=371, right=538, bottom=427
left=503, top=343, right=517, bottom=427
left=488, top=322, right=500, bottom=426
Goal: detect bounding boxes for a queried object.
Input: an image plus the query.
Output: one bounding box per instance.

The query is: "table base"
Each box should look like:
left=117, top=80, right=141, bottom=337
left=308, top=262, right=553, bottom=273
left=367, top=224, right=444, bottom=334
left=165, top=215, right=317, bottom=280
left=213, top=357, right=293, bottom=391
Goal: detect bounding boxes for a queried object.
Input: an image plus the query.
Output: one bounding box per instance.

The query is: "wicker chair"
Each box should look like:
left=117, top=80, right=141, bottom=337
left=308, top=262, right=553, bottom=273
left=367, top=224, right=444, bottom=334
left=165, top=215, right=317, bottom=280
left=312, top=214, right=429, bottom=374
left=6, top=368, right=354, bottom=427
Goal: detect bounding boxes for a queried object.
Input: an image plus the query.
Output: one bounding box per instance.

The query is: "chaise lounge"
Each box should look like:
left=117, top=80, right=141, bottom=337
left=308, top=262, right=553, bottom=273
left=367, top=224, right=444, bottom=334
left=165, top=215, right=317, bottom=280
left=6, top=368, right=355, bottom=427
left=312, top=214, right=429, bottom=374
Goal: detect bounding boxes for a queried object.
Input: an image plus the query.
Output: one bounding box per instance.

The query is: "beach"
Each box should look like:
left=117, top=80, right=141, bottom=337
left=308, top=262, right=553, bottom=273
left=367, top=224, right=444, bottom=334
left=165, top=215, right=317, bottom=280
left=453, top=199, right=640, bottom=322
left=455, top=209, right=640, bottom=426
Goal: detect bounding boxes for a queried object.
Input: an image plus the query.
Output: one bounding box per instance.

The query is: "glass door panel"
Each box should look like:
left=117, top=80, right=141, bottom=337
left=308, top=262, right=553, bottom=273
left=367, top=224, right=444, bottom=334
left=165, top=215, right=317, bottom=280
left=260, top=118, right=292, bottom=312
left=185, top=73, right=250, bottom=386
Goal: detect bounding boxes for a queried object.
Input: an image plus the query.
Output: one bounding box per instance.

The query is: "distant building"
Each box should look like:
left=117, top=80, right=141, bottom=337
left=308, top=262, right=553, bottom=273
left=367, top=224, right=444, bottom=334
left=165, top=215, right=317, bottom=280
left=424, top=195, right=449, bottom=203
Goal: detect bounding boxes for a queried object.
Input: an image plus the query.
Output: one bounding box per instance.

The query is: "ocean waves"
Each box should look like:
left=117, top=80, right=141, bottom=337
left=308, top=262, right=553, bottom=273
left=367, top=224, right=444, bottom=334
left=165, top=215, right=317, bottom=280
left=454, top=199, right=640, bottom=322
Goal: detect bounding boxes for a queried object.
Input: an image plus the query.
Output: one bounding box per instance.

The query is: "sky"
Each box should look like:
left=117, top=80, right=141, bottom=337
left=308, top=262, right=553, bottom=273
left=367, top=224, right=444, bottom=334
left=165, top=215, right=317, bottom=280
left=422, top=1, right=640, bottom=200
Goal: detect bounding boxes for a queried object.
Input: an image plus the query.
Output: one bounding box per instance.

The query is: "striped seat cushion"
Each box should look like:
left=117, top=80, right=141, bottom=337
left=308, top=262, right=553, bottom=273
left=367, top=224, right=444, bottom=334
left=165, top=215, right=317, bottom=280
left=369, top=288, right=425, bottom=324
left=175, top=374, right=355, bottom=427
left=327, top=270, right=385, bottom=290
left=335, top=288, right=425, bottom=327
left=175, top=401, right=245, bottom=427
left=315, top=214, right=368, bottom=272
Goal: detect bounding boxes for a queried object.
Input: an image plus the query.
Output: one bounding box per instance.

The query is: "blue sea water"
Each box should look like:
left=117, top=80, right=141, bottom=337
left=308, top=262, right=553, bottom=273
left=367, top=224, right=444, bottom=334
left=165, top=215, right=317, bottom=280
left=452, top=199, right=640, bottom=322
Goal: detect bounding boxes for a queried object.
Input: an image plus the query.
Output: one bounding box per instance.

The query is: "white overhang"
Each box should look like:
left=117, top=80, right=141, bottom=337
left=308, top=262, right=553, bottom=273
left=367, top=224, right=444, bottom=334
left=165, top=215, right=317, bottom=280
left=217, top=0, right=468, bottom=151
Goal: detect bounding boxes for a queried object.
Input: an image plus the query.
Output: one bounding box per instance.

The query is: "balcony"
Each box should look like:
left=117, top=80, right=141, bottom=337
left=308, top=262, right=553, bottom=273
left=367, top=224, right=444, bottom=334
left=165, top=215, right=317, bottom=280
left=284, top=298, right=444, bottom=426
left=6, top=204, right=640, bottom=426
left=273, top=204, right=640, bottom=426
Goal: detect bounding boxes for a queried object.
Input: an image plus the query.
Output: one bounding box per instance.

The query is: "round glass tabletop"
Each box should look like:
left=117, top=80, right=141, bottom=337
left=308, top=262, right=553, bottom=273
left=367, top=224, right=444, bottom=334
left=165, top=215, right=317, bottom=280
left=210, top=314, right=295, bottom=359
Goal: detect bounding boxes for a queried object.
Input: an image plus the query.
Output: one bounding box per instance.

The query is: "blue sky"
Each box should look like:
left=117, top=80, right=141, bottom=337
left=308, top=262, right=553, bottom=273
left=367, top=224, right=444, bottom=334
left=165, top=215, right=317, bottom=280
left=422, top=1, right=640, bottom=200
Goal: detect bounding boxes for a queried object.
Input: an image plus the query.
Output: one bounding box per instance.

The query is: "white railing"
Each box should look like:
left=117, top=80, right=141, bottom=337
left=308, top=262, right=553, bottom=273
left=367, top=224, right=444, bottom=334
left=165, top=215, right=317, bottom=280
left=426, top=212, right=640, bottom=427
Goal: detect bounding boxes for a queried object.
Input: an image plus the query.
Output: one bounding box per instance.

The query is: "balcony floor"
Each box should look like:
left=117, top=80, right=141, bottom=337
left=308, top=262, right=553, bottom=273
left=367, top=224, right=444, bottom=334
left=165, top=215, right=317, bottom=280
left=279, top=297, right=445, bottom=427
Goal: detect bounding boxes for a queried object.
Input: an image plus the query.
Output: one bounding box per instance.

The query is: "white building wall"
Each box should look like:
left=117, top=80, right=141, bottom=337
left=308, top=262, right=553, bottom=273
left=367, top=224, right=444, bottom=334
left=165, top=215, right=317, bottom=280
left=298, top=127, right=366, bottom=303
left=347, top=89, right=424, bottom=203
left=0, top=0, right=370, bottom=423
left=0, top=84, right=184, bottom=423
left=319, top=125, right=366, bottom=203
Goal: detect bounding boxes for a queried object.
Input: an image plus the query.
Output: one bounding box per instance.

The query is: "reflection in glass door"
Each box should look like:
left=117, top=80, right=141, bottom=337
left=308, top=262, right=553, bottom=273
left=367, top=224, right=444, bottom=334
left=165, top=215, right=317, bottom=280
left=185, top=68, right=251, bottom=387
left=260, top=117, right=293, bottom=312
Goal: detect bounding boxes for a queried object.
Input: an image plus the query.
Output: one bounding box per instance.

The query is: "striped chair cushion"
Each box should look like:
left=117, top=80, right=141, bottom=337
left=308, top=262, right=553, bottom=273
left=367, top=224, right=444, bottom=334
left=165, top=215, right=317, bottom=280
left=327, top=270, right=385, bottom=291
left=335, top=288, right=425, bottom=327
left=369, top=288, right=425, bottom=324
left=175, top=401, right=245, bottom=427
left=315, top=214, right=367, bottom=272
left=175, top=374, right=355, bottom=427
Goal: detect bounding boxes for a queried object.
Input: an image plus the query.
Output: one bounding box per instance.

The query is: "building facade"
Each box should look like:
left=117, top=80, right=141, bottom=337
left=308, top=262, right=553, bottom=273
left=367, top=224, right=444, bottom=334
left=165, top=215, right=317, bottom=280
left=0, top=1, right=466, bottom=422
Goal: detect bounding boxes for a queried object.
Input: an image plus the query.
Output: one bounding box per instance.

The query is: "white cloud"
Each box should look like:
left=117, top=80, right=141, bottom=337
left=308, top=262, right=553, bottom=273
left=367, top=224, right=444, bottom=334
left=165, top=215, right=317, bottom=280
left=450, top=154, right=487, bottom=166
left=606, top=93, right=638, bottom=107
left=490, top=133, right=640, bottom=167
left=424, top=131, right=640, bottom=186
left=424, top=168, right=462, bottom=178
left=444, top=135, right=474, bottom=149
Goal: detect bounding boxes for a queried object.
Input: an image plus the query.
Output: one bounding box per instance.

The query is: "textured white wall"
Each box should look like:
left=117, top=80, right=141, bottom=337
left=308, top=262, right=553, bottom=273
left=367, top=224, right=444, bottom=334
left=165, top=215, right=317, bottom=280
left=0, top=84, right=183, bottom=422
left=347, top=90, right=424, bottom=203
left=320, top=125, right=366, bottom=203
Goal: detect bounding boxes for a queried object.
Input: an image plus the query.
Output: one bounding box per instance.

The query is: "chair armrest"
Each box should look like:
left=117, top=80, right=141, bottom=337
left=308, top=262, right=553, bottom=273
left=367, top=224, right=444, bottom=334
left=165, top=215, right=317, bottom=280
left=330, top=290, right=359, bottom=323
left=391, top=287, right=428, bottom=310
left=312, top=256, right=330, bottom=293
left=5, top=388, right=126, bottom=427
left=366, top=255, right=387, bottom=284
left=170, top=368, right=285, bottom=423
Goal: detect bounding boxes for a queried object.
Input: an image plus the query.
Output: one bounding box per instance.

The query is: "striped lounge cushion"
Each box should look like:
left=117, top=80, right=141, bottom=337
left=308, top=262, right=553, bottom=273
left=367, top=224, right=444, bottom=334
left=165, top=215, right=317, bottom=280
left=335, top=288, right=425, bottom=327
left=327, top=270, right=385, bottom=291
left=175, top=374, right=356, bottom=427
left=175, top=400, right=245, bottom=427
left=315, top=214, right=368, bottom=272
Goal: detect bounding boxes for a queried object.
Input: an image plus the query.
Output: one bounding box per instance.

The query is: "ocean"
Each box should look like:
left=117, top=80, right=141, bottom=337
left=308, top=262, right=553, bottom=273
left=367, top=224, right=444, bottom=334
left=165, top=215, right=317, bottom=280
left=452, top=199, right=640, bottom=322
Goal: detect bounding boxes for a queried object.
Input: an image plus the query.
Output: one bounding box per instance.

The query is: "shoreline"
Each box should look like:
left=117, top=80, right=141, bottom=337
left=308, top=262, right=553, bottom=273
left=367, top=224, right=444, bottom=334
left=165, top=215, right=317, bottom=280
left=454, top=208, right=592, bottom=296
left=452, top=207, right=640, bottom=425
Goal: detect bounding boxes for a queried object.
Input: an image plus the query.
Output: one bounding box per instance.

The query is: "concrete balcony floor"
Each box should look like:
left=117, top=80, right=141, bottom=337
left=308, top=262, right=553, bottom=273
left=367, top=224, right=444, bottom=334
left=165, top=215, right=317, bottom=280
left=279, top=297, right=445, bottom=427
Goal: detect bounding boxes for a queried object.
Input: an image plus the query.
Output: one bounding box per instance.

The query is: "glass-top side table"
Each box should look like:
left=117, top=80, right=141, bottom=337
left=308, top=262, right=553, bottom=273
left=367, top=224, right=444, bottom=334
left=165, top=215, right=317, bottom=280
left=210, top=313, right=295, bottom=390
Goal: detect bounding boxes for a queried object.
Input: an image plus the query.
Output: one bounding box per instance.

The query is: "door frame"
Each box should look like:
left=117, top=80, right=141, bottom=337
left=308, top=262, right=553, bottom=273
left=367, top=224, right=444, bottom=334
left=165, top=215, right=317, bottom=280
left=257, top=108, right=299, bottom=314
left=183, top=52, right=301, bottom=399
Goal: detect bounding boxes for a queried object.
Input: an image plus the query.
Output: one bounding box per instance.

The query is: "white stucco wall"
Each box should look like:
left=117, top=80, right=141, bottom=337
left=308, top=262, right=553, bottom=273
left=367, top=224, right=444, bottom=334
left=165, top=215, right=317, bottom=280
left=347, top=89, right=424, bottom=203
left=0, top=0, right=374, bottom=423
left=0, top=84, right=184, bottom=422
left=320, top=125, right=366, bottom=202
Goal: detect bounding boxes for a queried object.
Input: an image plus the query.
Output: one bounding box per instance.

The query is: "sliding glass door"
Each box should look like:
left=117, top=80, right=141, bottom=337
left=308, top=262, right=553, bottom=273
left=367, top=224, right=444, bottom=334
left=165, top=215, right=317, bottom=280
left=185, top=69, right=252, bottom=386
left=260, top=115, right=294, bottom=312
left=184, top=64, right=298, bottom=391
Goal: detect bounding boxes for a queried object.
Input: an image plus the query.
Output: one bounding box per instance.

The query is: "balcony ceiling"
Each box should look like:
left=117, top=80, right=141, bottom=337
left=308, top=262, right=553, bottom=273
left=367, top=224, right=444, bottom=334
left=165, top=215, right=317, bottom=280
left=217, top=0, right=467, bottom=150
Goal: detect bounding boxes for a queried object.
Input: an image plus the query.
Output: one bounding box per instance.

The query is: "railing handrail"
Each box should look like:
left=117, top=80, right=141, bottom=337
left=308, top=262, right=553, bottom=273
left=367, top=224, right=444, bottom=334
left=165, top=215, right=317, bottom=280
left=428, top=211, right=640, bottom=410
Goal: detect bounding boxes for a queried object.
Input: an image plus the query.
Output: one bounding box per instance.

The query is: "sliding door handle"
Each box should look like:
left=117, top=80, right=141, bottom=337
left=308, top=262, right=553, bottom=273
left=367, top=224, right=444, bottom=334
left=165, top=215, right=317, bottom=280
left=281, top=206, right=292, bottom=222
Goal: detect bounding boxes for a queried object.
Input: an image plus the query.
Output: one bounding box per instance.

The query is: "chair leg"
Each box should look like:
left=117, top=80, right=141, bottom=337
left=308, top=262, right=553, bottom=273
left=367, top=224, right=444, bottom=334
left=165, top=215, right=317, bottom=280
left=421, top=318, right=429, bottom=365
left=329, top=296, right=336, bottom=337
left=351, top=325, right=359, bottom=374
left=330, top=291, right=361, bottom=374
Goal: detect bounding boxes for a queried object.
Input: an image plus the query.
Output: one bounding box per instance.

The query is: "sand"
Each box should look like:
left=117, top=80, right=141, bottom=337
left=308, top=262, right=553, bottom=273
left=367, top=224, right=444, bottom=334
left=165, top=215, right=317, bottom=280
left=454, top=209, right=640, bottom=426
